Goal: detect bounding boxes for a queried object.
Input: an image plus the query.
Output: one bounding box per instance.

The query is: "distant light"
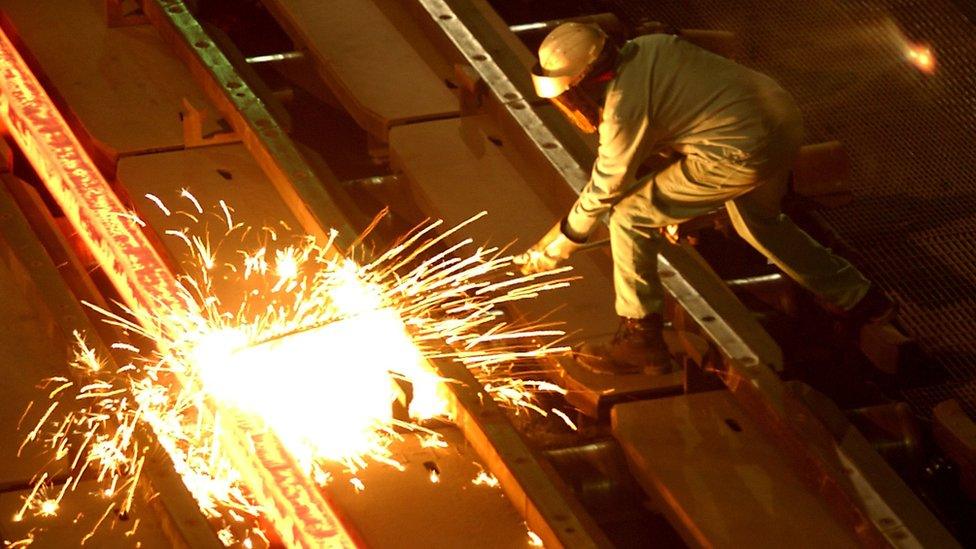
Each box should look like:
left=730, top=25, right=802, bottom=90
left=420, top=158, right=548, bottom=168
left=906, top=43, right=936, bottom=74
left=509, top=22, right=549, bottom=33
left=244, top=51, right=304, bottom=64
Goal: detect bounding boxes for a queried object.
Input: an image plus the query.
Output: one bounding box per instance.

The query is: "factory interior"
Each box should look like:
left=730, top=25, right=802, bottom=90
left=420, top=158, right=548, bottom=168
left=0, top=0, right=974, bottom=547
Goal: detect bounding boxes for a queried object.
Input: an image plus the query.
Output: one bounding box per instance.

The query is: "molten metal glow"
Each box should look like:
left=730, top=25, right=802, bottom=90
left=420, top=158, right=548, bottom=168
left=17, top=200, right=572, bottom=546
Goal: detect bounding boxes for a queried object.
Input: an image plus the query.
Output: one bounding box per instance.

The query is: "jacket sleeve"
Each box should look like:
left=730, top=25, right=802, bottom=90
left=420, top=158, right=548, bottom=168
left=564, top=111, right=649, bottom=239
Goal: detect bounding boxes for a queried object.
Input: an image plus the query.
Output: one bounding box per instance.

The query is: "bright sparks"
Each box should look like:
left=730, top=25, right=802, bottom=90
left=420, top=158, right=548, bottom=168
left=472, top=470, right=500, bottom=488
left=18, top=202, right=574, bottom=545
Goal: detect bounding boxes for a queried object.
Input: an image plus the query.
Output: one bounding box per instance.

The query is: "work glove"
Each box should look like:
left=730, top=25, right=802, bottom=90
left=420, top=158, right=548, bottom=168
left=661, top=224, right=679, bottom=244
left=513, top=220, right=586, bottom=275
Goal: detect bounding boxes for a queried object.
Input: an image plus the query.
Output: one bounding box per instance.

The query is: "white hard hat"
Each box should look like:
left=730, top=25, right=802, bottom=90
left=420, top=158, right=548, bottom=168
left=531, top=22, right=608, bottom=98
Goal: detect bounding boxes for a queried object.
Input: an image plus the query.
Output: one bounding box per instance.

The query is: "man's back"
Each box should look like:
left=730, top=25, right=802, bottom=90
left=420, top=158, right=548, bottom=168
left=608, top=34, right=800, bottom=165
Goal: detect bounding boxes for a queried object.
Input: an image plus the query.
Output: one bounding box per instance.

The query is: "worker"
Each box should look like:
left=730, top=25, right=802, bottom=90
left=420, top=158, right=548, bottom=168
left=515, top=23, right=894, bottom=375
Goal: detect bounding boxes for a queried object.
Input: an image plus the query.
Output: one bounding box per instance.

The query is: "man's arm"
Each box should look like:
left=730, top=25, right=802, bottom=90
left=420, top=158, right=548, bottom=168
left=564, top=111, right=649, bottom=239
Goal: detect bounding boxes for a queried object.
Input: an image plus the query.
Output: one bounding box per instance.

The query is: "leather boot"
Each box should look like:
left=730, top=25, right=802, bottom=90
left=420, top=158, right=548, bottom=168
left=577, top=315, right=674, bottom=375
left=844, top=285, right=897, bottom=326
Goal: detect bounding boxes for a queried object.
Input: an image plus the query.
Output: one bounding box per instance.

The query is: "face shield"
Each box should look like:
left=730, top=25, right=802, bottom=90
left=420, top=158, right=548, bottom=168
left=530, top=23, right=610, bottom=134
left=548, top=86, right=602, bottom=134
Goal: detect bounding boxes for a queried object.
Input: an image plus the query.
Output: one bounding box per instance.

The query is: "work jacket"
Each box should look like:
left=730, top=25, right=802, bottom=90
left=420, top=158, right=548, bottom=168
left=565, top=34, right=801, bottom=238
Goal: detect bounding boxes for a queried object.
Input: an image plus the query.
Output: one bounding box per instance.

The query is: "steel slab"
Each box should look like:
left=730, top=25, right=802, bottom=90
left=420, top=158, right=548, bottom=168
left=260, top=0, right=459, bottom=140
left=612, top=391, right=860, bottom=549
left=321, top=427, right=530, bottom=549
left=0, top=480, right=170, bottom=548
left=0, top=0, right=220, bottom=161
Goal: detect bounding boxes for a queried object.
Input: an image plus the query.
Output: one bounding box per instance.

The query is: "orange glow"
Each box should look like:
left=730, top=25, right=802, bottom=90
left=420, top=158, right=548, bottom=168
left=906, top=43, right=936, bottom=74
left=0, top=26, right=356, bottom=547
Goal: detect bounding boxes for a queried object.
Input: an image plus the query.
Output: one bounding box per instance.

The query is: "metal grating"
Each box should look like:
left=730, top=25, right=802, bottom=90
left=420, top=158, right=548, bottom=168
left=603, top=0, right=976, bottom=415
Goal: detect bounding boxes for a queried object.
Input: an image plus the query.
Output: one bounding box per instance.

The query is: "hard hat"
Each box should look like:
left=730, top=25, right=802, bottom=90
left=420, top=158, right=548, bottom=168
left=531, top=23, right=608, bottom=98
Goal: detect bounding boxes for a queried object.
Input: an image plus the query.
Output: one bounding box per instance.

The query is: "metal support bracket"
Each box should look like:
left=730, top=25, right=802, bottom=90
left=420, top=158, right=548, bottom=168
left=453, top=63, right=488, bottom=113
left=180, top=97, right=239, bottom=148
left=105, top=0, right=149, bottom=28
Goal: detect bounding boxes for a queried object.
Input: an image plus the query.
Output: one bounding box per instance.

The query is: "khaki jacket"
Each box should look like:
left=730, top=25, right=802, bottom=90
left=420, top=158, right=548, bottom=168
left=566, top=34, right=801, bottom=237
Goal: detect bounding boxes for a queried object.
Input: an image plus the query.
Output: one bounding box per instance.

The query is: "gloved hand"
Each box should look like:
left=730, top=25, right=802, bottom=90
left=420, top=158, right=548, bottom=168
left=513, top=220, right=585, bottom=275
left=661, top=224, right=679, bottom=244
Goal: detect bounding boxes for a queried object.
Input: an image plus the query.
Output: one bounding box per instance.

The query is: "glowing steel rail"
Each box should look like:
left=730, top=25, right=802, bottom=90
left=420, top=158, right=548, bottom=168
left=0, top=25, right=356, bottom=548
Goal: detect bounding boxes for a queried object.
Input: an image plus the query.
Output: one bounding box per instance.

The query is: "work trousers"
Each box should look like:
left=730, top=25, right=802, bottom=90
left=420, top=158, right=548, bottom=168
left=608, top=134, right=870, bottom=319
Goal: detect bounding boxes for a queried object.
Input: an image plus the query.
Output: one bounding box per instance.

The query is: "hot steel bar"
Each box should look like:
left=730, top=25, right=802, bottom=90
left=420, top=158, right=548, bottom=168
left=0, top=24, right=358, bottom=548
left=0, top=178, right=224, bottom=549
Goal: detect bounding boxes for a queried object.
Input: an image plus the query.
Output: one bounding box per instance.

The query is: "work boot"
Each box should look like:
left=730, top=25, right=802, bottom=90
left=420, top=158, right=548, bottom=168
left=843, top=285, right=897, bottom=327
left=577, top=315, right=674, bottom=375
